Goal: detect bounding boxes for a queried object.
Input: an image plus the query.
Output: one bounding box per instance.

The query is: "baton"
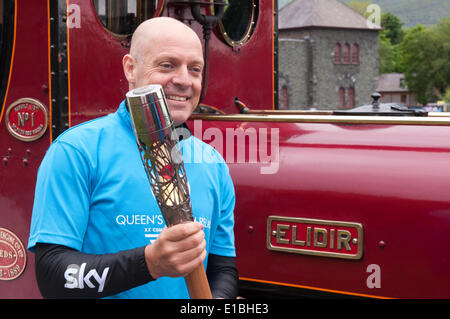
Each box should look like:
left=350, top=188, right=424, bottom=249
left=126, top=84, right=212, bottom=299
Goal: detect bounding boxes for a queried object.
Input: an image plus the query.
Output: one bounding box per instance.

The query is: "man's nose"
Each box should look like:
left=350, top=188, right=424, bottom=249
left=172, top=66, right=192, bottom=87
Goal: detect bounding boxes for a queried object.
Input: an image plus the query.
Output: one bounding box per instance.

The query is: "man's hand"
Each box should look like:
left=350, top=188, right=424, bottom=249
left=144, top=222, right=206, bottom=279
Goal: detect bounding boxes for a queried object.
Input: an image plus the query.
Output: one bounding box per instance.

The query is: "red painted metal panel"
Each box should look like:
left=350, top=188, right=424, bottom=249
left=192, top=119, right=450, bottom=298
left=67, top=0, right=129, bottom=126
left=0, top=0, right=50, bottom=298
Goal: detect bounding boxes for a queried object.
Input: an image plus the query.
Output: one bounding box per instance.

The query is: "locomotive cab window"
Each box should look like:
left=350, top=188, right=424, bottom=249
left=93, top=0, right=165, bottom=37
left=217, top=0, right=258, bottom=47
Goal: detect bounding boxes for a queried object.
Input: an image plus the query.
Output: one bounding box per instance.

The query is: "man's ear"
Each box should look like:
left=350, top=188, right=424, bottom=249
left=122, top=54, right=136, bottom=87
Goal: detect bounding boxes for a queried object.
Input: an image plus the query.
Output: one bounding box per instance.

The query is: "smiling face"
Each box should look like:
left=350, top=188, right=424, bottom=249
left=123, top=18, right=204, bottom=125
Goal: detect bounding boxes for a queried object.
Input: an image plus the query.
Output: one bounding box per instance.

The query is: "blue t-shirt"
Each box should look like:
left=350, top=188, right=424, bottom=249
left=28, top=100, right=236, bottom=299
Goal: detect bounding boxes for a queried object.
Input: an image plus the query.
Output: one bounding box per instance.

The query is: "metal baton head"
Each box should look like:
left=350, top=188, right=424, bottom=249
left=126, top=84, right=174, bottom=146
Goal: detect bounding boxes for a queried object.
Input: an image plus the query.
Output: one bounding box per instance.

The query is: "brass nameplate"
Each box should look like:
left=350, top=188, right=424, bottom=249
left=267, top=216, right=363, bottom=260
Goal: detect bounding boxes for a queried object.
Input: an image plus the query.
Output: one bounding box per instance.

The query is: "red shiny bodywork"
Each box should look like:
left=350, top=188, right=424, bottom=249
left=1, top=0, right=450, bottom=299
left=0, top=0, right=49, bottom=298
left=196, top=120, right=450, bottom=298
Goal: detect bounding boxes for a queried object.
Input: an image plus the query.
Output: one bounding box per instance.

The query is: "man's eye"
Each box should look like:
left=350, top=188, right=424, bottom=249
left=191, top=66, right=203, bottom=73
left=161, top=63, right=172, bottom=69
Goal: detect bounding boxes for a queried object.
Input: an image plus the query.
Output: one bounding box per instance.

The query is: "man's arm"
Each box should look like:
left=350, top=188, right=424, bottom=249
left=206, top=254, right=239, bottom=299
left=34, top=222, right=206, bottom=299
left=34, top=243, right=153, bottom=299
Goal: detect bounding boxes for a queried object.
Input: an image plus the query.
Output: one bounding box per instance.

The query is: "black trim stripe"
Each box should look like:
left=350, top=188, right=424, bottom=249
left=238, top=279, right=370, bottom=299
left=49, top=0, right=69, bottom=140
left=273, top=0, right=279, bottom=110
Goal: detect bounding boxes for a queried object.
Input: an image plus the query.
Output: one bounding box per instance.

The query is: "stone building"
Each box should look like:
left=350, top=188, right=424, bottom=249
left=376, top=73, right=418, bottom=107
left=278, top=0, right=380, bottom=110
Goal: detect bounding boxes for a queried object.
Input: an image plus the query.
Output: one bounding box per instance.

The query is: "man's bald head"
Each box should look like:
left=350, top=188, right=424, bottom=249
left=129, top=17, right=202, bottom=64
left=122, top=17, right=205, bottom=125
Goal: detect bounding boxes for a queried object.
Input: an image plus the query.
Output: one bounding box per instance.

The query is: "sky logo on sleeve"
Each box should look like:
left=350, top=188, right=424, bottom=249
left=64, top=263, right=109, bottom=293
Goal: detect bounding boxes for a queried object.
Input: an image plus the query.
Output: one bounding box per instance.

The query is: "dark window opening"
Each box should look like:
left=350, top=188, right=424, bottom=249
left=217, top=0, right=258, bottom=47
left=342, top=43, right=350, bottom=64
left=334, top=43, right=341, bottom=64
left=339, top=87, right=346, bottom=108
left=347, top=87, right=354, bottom=108
left=338, top=87, right=355, bottom=109
left=93, top=0, right=164, bottom=37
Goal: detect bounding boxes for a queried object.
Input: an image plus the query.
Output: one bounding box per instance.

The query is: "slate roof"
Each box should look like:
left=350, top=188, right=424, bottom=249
left=279, top=0, right=381, bottom=30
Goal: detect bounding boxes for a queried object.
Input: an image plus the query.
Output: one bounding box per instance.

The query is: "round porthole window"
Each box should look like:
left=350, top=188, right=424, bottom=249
left=93, top=0, right=165, bottom=37
left=216, top=0, right=258, bottom=47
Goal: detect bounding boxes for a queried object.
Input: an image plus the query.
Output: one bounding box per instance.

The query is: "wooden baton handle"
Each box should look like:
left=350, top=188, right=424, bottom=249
left=184, top=263, right=212, bottom=299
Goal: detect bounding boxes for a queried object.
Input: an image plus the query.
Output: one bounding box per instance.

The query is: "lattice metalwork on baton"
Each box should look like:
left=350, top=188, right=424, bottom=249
left=137, top=138, right=193, bottom=226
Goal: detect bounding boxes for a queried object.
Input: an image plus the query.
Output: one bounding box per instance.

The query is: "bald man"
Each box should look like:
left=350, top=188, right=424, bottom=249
left=28, top=17, right=238, bottom=299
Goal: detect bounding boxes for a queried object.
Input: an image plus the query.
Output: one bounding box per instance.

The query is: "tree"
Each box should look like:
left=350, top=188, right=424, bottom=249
left=442, top=88, right=450, bottom=103
left=398, top=19, right=450, bottom=104
left=381, top=12, right=405, bottom=45
left=433, top=18, right=450, bottom=98
left=378, top=12, right=404, bottom=73
left=378, top=32, right=396, bottom=74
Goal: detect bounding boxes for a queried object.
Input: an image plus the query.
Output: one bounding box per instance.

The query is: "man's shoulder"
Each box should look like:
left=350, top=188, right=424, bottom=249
left=55, top=112, right=118, bottom=147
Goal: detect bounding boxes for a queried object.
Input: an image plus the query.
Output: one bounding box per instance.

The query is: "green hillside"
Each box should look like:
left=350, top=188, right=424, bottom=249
left=278, top=0, right=450, bottom=28
left=341, top=0, right=450, bottom=27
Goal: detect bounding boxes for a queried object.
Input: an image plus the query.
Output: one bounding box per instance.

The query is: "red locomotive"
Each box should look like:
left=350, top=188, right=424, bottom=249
left=1, top=0, right=450, bottom=299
